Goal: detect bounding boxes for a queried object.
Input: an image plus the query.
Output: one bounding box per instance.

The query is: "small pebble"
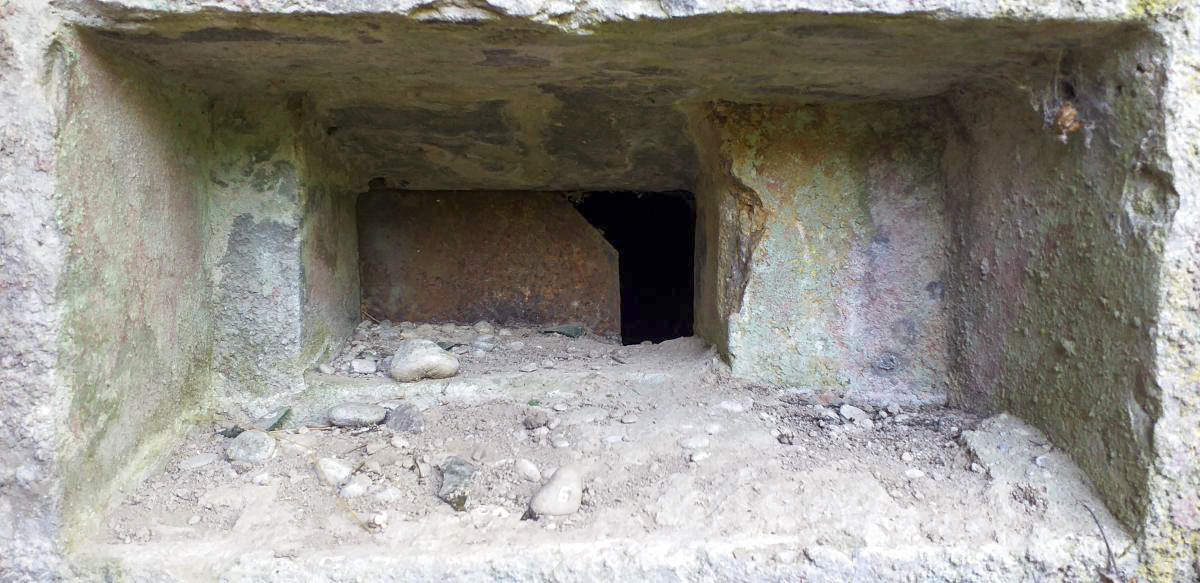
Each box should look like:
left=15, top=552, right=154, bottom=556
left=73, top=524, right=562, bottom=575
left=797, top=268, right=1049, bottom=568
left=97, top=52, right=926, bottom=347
left=839, top=404, right=869, bottom=423
left=518, top=362, right=539, bottom=373
left=383, top=404, right=425, bottom=433
left=620, top=413, right=639, bottom=424
left=551, top=438, right=571, bottom=449
left=546, top=418, right=561, bottom=430
left=187, top=515, right=201, bottom=525
left=524, top=410, right=550, bottom=429
left=507, top=341, right=526, bottom=351
left=905, top=468, right=926, bottom=480
left=318, top=364, right=335, bottom=374
left=717, top=400, right=745, bottom=413
left=316, top=458, right=353, bottom=487
left=340, top=474, right=371, bottom=498
left=438, top=457, right=477, bottom=511
left=901, top=452, right=914, bottom=463
left=179, top=452, right=219, bottom=471
left=552, top=403, right=569, bottom=412
left=688, top=451, right=711, bottom=463
left=350, top=359, right=378, bottom=374
left=516, top=459, right=541, bottom=482
left=227, top=430, right=276, bottom=463
left=252, top=472, right=271, bottom=486
left=679, top=436, right=710, bottom=450
left=530, top=465, right=584, bottom=516
left=327, top=402, right=387, bottom=427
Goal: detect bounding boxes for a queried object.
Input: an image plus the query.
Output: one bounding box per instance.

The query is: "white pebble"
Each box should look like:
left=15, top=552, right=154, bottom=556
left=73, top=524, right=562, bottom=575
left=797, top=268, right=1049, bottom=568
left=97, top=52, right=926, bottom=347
left=530, top=465, right=584, bottom=516
left=516, top=459, right=541, bottom=482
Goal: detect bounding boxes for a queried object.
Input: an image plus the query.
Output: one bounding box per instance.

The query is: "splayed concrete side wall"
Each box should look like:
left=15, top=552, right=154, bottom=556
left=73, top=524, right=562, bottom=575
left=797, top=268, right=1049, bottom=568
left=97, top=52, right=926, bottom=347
left=695, top=103, right=950, bottom=406
left=53, top=32, right=216, bottom=540
left=942, top=33, right=1169, bottom=537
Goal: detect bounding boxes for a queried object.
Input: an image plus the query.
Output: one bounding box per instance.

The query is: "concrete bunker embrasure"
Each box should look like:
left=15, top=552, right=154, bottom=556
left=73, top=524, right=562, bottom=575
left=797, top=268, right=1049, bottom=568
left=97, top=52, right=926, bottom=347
left=19, top=3, right=1197, bottom=581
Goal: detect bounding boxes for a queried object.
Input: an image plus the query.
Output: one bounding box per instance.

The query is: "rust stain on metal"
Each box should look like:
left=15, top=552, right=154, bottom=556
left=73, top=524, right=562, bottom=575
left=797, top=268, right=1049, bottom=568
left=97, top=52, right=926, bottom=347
left=358, top=190, right=620, bottom=336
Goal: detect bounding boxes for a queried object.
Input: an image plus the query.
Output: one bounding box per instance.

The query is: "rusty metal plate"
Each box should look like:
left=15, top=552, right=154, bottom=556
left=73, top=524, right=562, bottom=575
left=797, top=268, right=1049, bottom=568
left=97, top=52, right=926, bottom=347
left=358, top=190, right=620, bottom=336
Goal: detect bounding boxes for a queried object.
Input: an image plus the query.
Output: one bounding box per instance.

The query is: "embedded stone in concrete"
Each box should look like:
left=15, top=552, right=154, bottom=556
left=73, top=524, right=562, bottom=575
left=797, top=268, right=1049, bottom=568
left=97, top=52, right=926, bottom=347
left=388, top=339, right=461, bottom=382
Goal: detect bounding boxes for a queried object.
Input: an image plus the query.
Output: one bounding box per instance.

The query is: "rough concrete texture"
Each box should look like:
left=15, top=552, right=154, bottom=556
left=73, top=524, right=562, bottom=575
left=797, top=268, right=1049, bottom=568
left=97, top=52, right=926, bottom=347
left=942, top=32, right=1168, bottom=540
left=0, top=0, right=1197, bottom=580
left=1145, top=5, right=1200, bottom=580
left=0, top=3, right=69, bottom=579
left=207, top=97, right=359, bottom=414
left=698, top=102, right=950, bottom=407
left=358, top=191, right=620, bottom=336
left=70, top=7, right=1131, bottom=192
left=54, top=32, right=217, bottom=542
left=940, top=26, right=1199, bottom=578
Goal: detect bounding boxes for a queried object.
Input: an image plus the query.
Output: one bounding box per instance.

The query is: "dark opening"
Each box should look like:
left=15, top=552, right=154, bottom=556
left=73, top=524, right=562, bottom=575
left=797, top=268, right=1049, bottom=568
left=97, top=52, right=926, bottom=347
left=572, top=191, right=695, bottom=345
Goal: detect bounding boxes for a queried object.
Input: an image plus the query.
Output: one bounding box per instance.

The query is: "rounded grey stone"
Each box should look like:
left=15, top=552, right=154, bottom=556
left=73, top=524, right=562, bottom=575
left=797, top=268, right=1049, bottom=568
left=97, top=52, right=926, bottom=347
left=327, top=402, right=388, bottom=427
left=389, top=339, right=460, bottom=382
left=383, top=403, right=425, bottom=433
left=226, top=430, right=276, bottom=463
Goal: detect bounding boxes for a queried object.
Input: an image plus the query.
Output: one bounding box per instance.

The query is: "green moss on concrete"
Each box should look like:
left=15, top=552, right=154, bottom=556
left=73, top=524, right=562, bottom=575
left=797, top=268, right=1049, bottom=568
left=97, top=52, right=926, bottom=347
left=942, top=33, right=1169, bottom=534
left=704, top=102, right=950, bottom=404
left=55, top=31, right=216, bottom=539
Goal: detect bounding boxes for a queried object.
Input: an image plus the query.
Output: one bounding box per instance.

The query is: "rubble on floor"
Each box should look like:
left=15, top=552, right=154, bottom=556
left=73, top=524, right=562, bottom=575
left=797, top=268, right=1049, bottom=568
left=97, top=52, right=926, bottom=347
left=78, top=326, right=1135, bottom=581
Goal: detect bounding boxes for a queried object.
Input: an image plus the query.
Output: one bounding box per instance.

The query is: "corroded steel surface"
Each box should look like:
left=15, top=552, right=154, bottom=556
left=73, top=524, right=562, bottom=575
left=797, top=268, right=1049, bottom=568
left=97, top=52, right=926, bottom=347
left=358, top=190, right=620, bottom=336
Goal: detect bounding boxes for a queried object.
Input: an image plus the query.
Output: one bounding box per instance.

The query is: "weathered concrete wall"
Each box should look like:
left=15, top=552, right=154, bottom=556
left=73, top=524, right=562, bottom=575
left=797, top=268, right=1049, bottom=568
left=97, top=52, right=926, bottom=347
left=296, top=100, right=360, bottom=378
left=53, top=33, right=217, bottom=542
left=942, top=34, right=1169, bottom=536
left=206, top=98, right=359, bottom=416
left=358, top=191, right=620, bottom=336
left=0, top=3, right=69, bottom=578
left=0, top=1, right=1195, bottom=580
left=697, top=103, right=950, bottom=406
left=206, top=100, right=309, bottom=413
left=1143, top=7, right=1200, bottom=580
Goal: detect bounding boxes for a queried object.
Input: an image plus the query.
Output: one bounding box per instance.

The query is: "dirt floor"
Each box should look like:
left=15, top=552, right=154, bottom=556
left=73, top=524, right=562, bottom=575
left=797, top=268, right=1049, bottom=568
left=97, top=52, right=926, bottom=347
left=74, top=322, right=1137, bottom=582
